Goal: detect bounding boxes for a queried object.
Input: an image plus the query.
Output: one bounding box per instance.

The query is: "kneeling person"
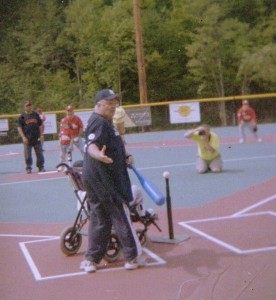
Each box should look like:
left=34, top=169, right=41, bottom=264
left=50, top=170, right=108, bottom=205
left=184, top=124, right=223, bottom=174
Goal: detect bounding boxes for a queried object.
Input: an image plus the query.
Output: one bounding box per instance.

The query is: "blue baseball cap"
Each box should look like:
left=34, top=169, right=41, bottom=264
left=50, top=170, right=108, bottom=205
left=95, top=89, right=118, bottom=104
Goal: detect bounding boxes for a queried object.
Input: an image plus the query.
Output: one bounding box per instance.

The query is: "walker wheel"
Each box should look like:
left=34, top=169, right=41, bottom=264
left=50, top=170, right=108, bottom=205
left=136, top=228, right=148, bottom=246
left=60, top=226, right=82, bottom=256
left=103, top=231, right=121, bottom=263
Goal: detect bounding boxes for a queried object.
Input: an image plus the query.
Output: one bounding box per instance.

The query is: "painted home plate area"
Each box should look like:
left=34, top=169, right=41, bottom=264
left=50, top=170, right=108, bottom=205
left=17, top=194, right=276, bottom=281
left=15, top=194, right=276, bottom=280
left=1, top=177, right=276, bottom=300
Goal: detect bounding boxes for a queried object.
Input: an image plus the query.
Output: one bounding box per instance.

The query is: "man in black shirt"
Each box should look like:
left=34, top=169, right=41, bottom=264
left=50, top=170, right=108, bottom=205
left=17, top=100, right=45, bottom=173
left=80, top=89, right=144, bottom=273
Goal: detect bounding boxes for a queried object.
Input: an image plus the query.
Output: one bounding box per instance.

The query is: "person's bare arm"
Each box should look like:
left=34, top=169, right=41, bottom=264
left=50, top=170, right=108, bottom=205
left=184, top=126, right=204, bottom=138
left=125, top=152, right=134, bottom=167
left=17, top=127, right=28, bottom=144
left=39, top=125, right=44, bottom=143
left=201, top=135, right=216, bottom=152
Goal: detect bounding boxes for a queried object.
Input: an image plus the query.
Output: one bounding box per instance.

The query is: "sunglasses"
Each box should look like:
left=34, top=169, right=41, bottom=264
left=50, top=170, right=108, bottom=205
left=25, top=103, right=32, bottom=107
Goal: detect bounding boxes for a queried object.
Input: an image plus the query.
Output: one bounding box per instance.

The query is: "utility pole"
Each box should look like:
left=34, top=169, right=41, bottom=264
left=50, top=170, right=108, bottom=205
left=133, top=0, right=148, bottom=105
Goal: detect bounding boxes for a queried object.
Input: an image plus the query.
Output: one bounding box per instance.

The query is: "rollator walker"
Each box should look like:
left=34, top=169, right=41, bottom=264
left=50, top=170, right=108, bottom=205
left=57, top=161, right=161, bottom=262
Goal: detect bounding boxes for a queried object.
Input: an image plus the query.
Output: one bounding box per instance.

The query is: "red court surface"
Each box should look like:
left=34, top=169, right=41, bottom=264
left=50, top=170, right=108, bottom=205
left=1, top=176, right=276, bottom=300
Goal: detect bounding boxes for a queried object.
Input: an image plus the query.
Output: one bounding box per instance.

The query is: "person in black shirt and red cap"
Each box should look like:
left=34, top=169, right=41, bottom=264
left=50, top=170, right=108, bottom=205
left=17, top=100, right=45, bottom=174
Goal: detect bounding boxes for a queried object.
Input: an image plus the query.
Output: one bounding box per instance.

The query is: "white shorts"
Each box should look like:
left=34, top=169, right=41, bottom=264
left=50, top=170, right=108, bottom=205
left=196, top=155, right=223, bottom=173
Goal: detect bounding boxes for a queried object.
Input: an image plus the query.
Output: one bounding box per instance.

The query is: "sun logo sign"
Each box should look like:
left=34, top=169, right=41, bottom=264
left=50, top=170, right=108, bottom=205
left=169, top=102, right=201, bottom=124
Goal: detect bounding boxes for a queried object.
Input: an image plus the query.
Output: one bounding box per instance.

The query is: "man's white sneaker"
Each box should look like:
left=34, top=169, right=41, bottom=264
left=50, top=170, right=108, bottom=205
left=239, top=139, right=244, bottom=144
left=257, top=138, right=262, bottom=143
left=124, top=259, right=138, bottom=270
left=124, top=256, right=147, bottom=270
left=137, top=256, right=147, bottom=267
left=80, top=260, right=96, bottom=273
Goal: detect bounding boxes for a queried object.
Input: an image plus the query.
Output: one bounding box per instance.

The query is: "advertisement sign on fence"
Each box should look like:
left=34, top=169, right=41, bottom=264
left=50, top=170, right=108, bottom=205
left=44, top=114, right=57, bottom=134
left=124, top=107, right=152, bottom=127
left=41, top=107, right=152, bottom=135
left=0, top=119, right=8, bottom=136
left=169, top=102, right=201, bottom=124
left=76, top=108, right=152, bottom=128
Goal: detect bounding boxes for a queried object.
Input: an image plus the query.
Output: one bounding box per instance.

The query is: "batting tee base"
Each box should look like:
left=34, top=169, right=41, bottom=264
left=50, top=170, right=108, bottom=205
left=151, top=234, right=190, bottom=244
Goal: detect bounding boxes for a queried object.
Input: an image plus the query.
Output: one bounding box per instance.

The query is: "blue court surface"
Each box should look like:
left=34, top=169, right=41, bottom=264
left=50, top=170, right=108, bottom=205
left=0, top=123, right=275, bottom=224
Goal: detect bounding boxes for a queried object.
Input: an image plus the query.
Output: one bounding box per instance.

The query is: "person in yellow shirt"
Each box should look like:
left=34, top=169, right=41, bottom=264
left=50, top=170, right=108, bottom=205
left=113, top=100, right=127, bottom=143
left=184, top=124, right=223, bottom=174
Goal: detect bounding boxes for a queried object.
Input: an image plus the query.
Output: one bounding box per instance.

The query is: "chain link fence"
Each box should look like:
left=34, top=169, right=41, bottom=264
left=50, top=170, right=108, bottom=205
left=1, top=94, right=275, bottom=145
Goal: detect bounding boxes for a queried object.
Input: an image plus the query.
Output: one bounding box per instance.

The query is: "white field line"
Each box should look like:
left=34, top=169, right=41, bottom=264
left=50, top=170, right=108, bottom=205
left=179, top=194, right=276, bottom=255
left=0, top=153, right=275, bottom=186
left=0, top=234, right=166, bottom=281
left=232, top=194, right=276, bottom=217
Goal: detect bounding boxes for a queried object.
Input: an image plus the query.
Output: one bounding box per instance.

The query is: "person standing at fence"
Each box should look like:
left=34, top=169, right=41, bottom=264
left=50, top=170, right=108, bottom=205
left=65, top=105, right=84, bottom=156
left=113, top=99, right=127, bottom=143
left=237, top=100, right=262, bottom=143
left=36, top=107, right=46, bottom=150
left=80, top=88, right=145, bottom=273
left=17, top=100, right=45, bottom=174
left=184, top=124, right=223, bottom=174
left=58, top=117, right=73, bottom=165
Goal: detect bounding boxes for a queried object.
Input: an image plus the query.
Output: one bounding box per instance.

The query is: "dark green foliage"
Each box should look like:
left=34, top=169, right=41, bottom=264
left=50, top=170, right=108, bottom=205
left=0, top=0, right=275, bottom=127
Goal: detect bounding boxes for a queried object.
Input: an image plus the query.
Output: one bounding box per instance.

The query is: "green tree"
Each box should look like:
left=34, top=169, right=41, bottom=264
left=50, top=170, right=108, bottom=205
left=238, top=12, right=276, bottom=93
left=184, top=2, right=230, bottom=124
left=57, top=0, right=138, bottom=105
left=141, top=0, right=191, bottom=101
left=0, top=0, right=72, bottom=113
left=0, top=0, right=275, bottom=121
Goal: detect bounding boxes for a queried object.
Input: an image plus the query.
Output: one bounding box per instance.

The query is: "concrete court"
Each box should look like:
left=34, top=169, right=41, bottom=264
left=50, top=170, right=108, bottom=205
left=0, top=123, right=275, bottom=224
left=0, top=123, right=276, bottom=300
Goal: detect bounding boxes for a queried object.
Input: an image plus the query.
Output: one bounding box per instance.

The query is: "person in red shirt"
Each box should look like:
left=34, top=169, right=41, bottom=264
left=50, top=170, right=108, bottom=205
left=237, top=100, right=262, bottom=143
left=36, top=107, right=46, bottom=150
left=65, top=105, right=84, bottom=156
left=59, top=117, right=73, bottom=164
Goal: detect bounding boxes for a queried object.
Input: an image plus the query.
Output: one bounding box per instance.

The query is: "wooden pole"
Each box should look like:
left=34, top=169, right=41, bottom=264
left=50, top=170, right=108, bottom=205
left=133, top=0, right=148, bottom=105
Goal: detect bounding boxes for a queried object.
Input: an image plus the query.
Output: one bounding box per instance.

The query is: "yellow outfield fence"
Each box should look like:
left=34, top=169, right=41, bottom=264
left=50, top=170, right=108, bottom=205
left=0, top=93, right=275, bottom=118
left=0, top=93, right=275, bottom=144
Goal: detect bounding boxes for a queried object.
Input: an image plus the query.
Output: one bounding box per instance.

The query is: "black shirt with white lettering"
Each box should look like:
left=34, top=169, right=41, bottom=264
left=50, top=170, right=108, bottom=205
left=18, top=112, right=42, bottom=145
